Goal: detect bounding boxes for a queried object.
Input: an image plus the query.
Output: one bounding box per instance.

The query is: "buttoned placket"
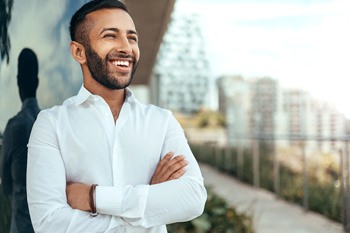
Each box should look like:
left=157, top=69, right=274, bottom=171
left=111, top=101, right=130, bottom=186
left=104, top=100, right=131, bottom=230
left=91, top=95, right=131, bottom=187
left=91, top=96, right=117, bottom=179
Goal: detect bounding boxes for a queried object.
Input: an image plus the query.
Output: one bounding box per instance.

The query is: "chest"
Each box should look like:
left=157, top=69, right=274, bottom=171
left=57, top=116, right=164, bottom=186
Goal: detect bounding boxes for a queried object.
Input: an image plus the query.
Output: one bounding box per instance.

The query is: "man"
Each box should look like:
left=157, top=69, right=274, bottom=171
left=1, top=48, right=40, bottom=233
left=27, top=1, right=207, bottom=232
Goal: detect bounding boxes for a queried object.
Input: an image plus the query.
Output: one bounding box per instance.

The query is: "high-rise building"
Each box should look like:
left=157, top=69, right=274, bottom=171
left=217, top=75, right=251, bottom=145
left=283, top=90, right=310, bottom=140
left=250, top=77, right=279, bottom=138
left=150, top=12, right=209, bottom=114
left=218, top=75, right=347, bottom=152
left=310, top=99, right=347, bottom=151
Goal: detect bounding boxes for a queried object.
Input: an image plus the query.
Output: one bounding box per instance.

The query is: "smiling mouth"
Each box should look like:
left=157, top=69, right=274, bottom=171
left=112, top=60, right=130, bottom=67
left=110, top=59, right=132, bottom=73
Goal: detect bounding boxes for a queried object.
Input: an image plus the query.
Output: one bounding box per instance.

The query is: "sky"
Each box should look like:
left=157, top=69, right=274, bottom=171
left=175, top=0, right=350, bottom=117
left=0, top=0, right=350, bottom=131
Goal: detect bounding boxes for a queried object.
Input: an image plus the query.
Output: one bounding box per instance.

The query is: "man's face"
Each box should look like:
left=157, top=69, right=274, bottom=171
left=84, top=8, right=140, bottom=90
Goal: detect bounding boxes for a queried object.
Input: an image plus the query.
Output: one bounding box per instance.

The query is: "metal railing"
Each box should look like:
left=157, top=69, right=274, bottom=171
left=192, top=134, right=350, bottom=232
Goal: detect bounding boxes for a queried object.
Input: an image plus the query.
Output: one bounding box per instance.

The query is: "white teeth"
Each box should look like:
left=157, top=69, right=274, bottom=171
left=114, top=60, right=129, bottom=67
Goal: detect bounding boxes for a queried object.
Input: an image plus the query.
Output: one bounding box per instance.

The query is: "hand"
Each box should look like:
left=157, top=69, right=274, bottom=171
left=151, top=152, right=188, bottom=185
left=66, top=182, right=91, bottom=212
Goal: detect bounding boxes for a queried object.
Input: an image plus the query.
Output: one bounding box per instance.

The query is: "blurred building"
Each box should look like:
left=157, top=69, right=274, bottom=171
left=217, top=76, right=251, bottom=145
left=250, top=77, right=279, bottom=138
left=283, top=90, right=347, bottom=151
left=150, top=12, right=210, bottom=114
left=218, top=75, right=347, bottom=152
left=310, top=100, right=347, bottom=151
left=283, top=90, right=310, bottom=141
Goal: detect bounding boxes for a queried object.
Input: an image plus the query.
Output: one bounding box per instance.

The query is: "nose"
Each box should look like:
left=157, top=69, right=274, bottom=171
left=117, top=36, right=132, bottom=55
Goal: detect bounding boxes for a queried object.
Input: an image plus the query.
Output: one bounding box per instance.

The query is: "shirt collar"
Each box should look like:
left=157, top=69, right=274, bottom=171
left=74, top=85, right=136, bottom=106
left=74, top=85, right=92, bottom=105
left=124, top=88, right=135, bottom=104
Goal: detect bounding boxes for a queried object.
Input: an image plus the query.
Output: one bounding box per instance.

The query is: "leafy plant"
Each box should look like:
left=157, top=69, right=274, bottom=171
left=167, top=189, right=255, bottom=233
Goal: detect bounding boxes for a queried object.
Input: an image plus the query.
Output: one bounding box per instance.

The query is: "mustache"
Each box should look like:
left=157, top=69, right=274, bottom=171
left=107, top=52, right=139, bottom=75
left=108, top=53, right=137, bottom=63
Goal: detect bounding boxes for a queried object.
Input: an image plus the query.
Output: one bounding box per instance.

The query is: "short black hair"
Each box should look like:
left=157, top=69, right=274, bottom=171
left=69, top=0, right=128, bottom=43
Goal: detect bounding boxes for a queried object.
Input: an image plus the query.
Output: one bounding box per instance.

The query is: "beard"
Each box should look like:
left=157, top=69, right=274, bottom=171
left=85, top=44, right=138, bottom=90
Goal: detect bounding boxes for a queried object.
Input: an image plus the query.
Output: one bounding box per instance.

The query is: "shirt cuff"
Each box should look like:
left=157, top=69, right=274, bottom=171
left=95, top=185, right=150, bottom=218
left=96, top=186, right=122, bottom=215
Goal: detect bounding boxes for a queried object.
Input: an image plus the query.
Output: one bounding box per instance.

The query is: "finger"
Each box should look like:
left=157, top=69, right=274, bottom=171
left=157, top=155, right=185, bottom=178
left=161, top=159, right=188, bottom=180
left=150, top=158, right=188, bottom=184
left=151, top=152, right=174, bottom=184
left=153, top=152, right=174, bottom=176
left=169, top=168, right=186, bottom=180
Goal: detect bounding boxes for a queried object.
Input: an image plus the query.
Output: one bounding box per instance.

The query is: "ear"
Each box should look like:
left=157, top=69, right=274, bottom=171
left=70, top=41, right=86, bottom=65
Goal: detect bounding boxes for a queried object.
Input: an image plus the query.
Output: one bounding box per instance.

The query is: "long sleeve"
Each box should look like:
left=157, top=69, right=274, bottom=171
left=27, top=88, right=207, bottom=232
left=27, top=112, right=112, bottom=233
left=95, top=114, right=207, bottom=228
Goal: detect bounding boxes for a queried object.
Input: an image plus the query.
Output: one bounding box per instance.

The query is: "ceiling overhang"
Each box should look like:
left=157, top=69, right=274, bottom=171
left=123, top=0, right=176, bottom=85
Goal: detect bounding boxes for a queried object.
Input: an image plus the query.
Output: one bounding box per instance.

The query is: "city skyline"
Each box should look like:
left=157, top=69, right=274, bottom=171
left=175, top=0, right=350, bottom=117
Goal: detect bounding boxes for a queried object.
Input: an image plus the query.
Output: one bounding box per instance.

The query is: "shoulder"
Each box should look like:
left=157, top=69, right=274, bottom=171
left=126, top=88, right=171, bottom=118
left=37, top=105, right=62, bottom=118
left=38, top=94, right=78, bottom=119
left=130, top=101, right=184, bottom=132
left=33, top=103, right=69, bottom=130
left=132, top=100, right=172, bottom=119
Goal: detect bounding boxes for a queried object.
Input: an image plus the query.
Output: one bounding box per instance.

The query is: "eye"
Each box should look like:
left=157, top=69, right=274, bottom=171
left=128, top=36, right=138, bottom=42
left=104, top=33, right=116, bottom=39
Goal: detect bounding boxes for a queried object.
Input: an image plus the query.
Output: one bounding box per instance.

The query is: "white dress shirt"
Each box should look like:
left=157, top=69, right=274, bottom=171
left=27, top=86, right=207, bottom=233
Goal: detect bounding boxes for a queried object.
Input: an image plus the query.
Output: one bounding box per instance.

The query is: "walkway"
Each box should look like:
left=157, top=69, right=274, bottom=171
left=200, top=163, right=345, bottom=233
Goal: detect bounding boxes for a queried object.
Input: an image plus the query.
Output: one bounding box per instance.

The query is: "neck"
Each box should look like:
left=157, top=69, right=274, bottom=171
left=105, top=89, right=125, bottom=121
left=84, top=81, right=125, bottom=121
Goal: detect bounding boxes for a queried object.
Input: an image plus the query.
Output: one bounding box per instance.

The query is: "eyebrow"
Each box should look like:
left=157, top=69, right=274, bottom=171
left=100, top=27, right=138, bottom=36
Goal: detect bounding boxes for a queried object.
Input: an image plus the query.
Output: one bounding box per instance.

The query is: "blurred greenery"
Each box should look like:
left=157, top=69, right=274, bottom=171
left=193, top=110, right=226, bottom=128
left=167, top=188, right=255, bottom=233
left=191, top=143, right=342, bottom=223
left=175, top=110, right=226, bottom=129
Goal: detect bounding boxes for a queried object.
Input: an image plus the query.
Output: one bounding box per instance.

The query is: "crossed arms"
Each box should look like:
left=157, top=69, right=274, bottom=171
left=27, top=110, right=207, bottom=232
left=66, top=152, right=188, bottom=212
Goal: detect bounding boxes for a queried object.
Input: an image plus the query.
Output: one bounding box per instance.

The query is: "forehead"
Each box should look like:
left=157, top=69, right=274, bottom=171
left=86, top=8, right=136, bottom=33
